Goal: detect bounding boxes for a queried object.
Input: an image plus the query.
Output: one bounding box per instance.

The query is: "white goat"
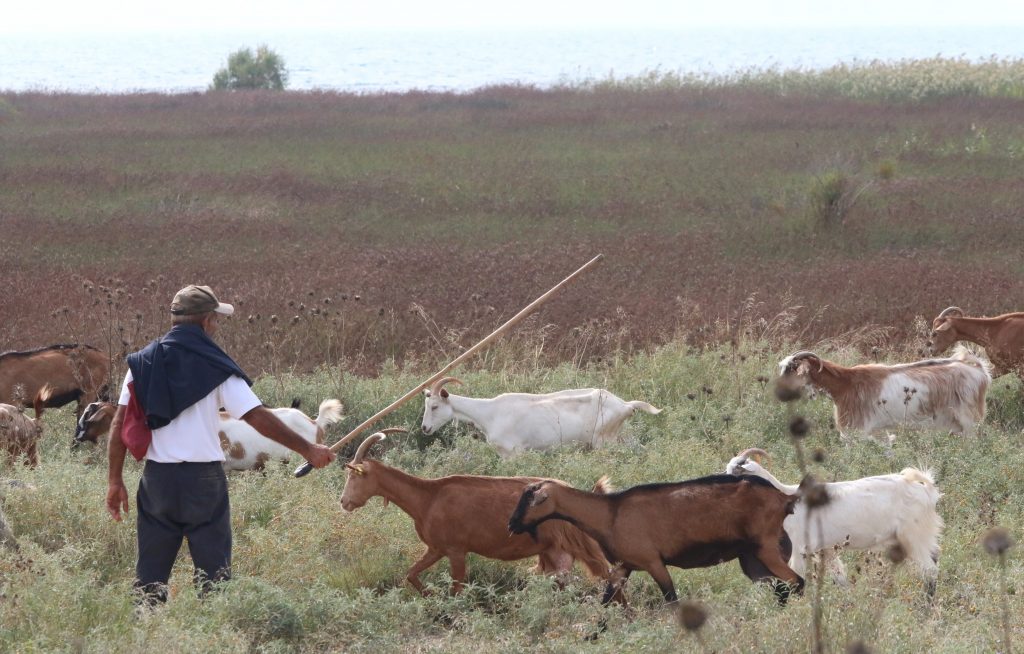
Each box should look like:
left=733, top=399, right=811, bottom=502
left=420, top=378, right=661, bottom=455
left=220, top=399, right=344, bottom=471
left=777, top=346, right=991, bottom=442
left=725, top=448, right=943, bottom=593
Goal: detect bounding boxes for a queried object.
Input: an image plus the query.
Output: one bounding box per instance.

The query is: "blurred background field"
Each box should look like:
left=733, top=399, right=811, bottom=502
left=2, top=59, right=1024, bottom=375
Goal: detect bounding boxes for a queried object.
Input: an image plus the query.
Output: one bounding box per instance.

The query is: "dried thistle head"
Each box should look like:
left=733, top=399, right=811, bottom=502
left=774, top=379, right=802, bottom=403
left=811, top=447, right=827, bottom=463
left=788, top=415, right=810, bottom=439
left=846, top=641, right=873, bottom=654
left=982, top=527, right=1014, bottom=556
left=887, top=543, right=906, bottom=565
left=676, top=601, right=708, bottom=632
left=800, top=474, right=830, bottom=509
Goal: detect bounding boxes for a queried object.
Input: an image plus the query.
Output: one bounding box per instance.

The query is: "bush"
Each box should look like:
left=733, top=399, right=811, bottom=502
left=211, top=45, right=288, bottom=91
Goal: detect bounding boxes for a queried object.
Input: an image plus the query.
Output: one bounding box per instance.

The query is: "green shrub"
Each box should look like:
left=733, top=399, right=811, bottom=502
left=211, top=45, right=288, bottom=91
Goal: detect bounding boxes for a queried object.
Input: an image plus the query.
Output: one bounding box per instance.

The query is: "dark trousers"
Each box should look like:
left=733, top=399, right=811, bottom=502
left=135, top=461, right=231, bottom=603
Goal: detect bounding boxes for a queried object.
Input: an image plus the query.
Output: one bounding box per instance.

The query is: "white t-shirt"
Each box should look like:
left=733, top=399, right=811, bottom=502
left=119, top=369, right=262, bottom=463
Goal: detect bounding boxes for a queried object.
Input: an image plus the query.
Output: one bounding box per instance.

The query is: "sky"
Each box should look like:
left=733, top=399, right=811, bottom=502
left=5, top=0, right=1024, bottom=34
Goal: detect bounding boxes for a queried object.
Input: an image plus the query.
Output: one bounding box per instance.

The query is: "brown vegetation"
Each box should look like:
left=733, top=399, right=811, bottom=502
left=1, top=88, right=1022, bottom=374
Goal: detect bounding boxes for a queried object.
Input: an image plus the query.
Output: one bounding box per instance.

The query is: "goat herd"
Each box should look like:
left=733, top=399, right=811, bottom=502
left=0, top=306, right=1021, bottom=613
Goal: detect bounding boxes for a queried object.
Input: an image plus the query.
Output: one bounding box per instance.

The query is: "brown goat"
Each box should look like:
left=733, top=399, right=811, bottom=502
left=340, top=432, right=619, bottom=597
left=72, top=401, right=117, bottom=447
left=0, top=344, right=109, bottom=418
left=927, top=307, right=1024, bottom=378
left=508, top=475, right=802, bottom=605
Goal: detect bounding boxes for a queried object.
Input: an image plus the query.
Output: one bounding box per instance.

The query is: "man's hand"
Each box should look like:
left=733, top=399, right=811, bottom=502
left=304, top=443, right=336, bottom=469
left=106, top=480, right=130, bottom=521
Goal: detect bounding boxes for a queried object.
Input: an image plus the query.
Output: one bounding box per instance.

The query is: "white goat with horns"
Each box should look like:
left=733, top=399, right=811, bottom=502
left=725, top=448, right=943, bottom=595
left=420, top=377, right=661, bottom=455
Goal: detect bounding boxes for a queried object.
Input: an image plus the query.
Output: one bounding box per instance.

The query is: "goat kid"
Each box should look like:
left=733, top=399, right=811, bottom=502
left=927, top=306, right=1024, bottom=378
left=508, top=474, right=803, bottom=605
left=725, top=448, right=942, bottom=594
left=420, top=377, right=661, bottom=455
left=0, top=386, right=54, bottom=467
left=778, top=347, right=990, bottom=441
left=341, top=432, right=619, bottom=597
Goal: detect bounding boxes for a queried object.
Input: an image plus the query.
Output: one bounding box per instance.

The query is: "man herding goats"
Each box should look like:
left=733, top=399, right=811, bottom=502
left=106, top=284, right=335, bottom=605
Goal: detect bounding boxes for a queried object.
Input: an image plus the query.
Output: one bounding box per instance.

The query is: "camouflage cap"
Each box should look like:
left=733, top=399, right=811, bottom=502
left=170, top=284, right=234, bottom=316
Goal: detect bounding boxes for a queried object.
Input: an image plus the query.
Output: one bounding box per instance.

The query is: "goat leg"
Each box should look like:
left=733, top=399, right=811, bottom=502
left=449, top=552, right=467, bottom=594
left=405, top=547, right=444, bottom=595
left=602, top=566, right=631, bottom=605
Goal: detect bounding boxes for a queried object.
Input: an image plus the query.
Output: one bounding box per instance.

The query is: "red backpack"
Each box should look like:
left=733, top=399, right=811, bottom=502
left=121, top=381, right=153, bottom=461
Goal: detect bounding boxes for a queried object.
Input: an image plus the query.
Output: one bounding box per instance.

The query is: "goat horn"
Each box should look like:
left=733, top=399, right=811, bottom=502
left=737, top=448, right=771, bottom=466
left=937, top=306, right=964, bottom=320
left=352, top=432, right=388, bottom=464
left=789, top=350, right=824, bottom=373
left=429, top=376, right=463, bottom=396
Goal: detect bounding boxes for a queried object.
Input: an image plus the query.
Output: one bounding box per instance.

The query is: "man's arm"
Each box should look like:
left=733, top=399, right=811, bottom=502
left=106, top=406, right=130, bottom=521
left=241, top=406, right=336, bottom=468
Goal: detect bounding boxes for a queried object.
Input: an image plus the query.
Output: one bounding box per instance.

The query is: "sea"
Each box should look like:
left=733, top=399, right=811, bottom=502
left=1, top=26, right=1023, bottom=94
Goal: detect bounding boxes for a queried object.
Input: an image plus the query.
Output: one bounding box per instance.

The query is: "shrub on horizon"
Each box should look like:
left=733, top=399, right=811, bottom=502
left=210, top=45, right=288, bottom=91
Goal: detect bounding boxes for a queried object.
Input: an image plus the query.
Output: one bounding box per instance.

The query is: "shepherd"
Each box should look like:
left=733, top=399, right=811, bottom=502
left=105, top=284, right=335, bottom=605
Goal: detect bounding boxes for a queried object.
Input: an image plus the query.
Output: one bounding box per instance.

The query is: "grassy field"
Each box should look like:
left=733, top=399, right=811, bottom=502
left=1, top=60, right=1023, bottom=651
left=1, top=338, right=1022, bottom=652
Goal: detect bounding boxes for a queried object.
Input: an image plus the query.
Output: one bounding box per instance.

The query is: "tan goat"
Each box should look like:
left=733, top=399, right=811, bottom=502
left=927, top=306, right=1024, bottom=378
left=0, top=344, right=109, bottom=418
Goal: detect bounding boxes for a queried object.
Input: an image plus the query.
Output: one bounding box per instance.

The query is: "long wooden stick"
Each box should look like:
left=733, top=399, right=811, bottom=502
left=294, top=253, right=604, bottom=477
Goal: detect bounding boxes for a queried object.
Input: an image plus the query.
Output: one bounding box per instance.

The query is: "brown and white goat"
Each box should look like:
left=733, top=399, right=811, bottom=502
left=508, top=474, right=803, bottom=605
left=778, top=347, right=991, bottom=441
left=0, top=344, right=109, bottom=418
left=927, top=306, right=1024, bottom=378
left=340, top=432, right=618, bottom=597
left=0, top=385, right=58, bottom=467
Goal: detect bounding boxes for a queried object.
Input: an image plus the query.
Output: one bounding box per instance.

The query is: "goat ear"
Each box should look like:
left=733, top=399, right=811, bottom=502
left=530, top=489, right=549, bottom=506
left=345, top=463, right=365, bottom=475
left=440, top=388, right=449, bottom=399
left=423, top=389, right=431, bottom=396
left=934, top=321, right=952, bottom=332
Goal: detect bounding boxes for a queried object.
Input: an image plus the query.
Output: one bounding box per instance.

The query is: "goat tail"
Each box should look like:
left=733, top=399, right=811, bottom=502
left=900, top=467, right=935, bottom=487
left=627, top=400, right=662, bottom=415
left=900, top=467, right=942, bottom=504
left=592, top=475, right=614, bottom=494
left=32, top=384, right=58, bottom=418
left=557, top=523, right=612, bottom=580
left=314, top=399, right=345, bottom=430
left=949, top=344, right=993, bottom=377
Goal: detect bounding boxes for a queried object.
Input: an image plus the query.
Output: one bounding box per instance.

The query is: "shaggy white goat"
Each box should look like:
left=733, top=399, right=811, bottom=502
left=219, top=399, right=344, bottom=471
left=725, top=448, right=943, bottom=593
left=419, top=378, right=661, bottom=455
